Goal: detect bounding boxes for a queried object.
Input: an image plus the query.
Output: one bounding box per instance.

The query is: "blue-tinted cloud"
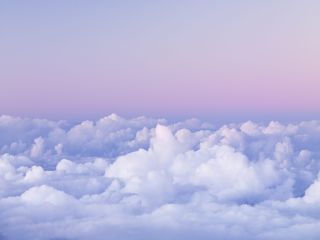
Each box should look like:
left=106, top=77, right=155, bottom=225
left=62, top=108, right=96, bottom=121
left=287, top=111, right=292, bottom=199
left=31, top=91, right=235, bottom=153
left=1, top=115, right=320, bottom=239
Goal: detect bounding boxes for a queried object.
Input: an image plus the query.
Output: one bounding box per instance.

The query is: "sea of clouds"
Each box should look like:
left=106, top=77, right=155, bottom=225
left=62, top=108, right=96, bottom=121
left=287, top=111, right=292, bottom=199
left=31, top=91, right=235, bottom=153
left=1, top=114, right=320, bottom=239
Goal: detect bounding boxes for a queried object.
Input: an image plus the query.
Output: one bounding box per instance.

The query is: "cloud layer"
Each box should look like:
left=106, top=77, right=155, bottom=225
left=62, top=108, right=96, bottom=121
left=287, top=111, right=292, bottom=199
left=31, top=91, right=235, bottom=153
left=1, top=114, right=320, bottom=239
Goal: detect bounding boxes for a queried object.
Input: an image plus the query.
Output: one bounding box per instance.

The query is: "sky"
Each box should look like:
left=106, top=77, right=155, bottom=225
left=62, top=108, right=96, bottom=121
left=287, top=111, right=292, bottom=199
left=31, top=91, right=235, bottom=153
left=0, top=0, right=320, bottom=121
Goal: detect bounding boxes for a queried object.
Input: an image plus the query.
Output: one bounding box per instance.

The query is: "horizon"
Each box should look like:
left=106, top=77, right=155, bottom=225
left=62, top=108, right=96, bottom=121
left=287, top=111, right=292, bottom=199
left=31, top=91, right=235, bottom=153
left=2, top=111, right=320, bottom=127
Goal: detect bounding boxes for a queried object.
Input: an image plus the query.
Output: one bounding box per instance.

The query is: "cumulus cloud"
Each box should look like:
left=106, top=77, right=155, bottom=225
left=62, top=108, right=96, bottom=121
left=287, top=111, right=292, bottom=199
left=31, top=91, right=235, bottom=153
left=0, top=114, right=320, bottom=239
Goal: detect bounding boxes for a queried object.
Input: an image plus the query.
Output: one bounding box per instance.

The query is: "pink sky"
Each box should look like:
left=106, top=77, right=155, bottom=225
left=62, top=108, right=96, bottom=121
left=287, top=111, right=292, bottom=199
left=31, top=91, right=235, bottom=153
left=0, top=1, right=319, bottom=120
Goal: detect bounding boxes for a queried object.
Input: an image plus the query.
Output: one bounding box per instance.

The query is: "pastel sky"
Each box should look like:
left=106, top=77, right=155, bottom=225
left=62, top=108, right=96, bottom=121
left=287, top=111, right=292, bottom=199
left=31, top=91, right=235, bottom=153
left=0, top=1, right=319, bottom=120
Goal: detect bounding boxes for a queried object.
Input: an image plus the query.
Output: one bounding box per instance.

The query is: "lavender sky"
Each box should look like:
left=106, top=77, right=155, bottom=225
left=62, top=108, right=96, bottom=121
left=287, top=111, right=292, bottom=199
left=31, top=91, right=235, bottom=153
left=0, top=1, right=319, bottom=121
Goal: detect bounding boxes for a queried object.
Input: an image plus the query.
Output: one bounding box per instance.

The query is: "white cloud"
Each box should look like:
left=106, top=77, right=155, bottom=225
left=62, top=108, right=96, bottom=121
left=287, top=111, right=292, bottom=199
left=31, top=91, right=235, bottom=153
left=30, top=137, right=45, bottom=158
left=1, top=114, right=320, bottom=239
left=21, top=185, right=76, bottom=206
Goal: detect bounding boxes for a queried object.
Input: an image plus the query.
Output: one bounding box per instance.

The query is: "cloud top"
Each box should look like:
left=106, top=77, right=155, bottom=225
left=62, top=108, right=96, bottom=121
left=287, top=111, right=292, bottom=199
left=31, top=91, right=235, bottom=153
left=1, top=115, right=320, bottom=239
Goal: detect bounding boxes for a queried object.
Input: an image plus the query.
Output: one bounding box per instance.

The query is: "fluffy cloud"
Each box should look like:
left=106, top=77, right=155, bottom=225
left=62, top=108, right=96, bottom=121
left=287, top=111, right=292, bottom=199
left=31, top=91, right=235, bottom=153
left=0, top=114, right=320, bottom=239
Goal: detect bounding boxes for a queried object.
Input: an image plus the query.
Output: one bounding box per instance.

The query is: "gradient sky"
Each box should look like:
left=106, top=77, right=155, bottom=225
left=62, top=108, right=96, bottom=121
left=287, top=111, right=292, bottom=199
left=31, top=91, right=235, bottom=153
left=0, top=0, right=320, bottom=120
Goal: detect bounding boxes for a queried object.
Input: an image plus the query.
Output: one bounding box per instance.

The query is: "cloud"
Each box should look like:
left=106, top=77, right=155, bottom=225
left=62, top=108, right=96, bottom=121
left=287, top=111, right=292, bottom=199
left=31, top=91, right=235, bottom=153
left=30, top=137, right=45, bottom=158
left=0, top=114, right=320, bottom=239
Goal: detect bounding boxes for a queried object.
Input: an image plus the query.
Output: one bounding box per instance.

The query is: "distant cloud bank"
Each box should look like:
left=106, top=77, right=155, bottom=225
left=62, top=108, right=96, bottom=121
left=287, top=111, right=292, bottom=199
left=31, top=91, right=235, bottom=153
left=1, top=114, right=320, bottom=239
